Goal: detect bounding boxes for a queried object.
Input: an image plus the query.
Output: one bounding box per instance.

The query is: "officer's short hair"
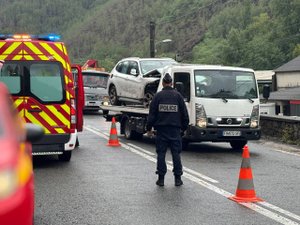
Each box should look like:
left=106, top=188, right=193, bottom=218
left=163, top=73, right=172, bottom=84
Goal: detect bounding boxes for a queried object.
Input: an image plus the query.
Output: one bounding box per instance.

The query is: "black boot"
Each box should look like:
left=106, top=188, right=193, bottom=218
left=156, top=175, right=164, bottom=186
left=175, top=175, right=183, bottom=186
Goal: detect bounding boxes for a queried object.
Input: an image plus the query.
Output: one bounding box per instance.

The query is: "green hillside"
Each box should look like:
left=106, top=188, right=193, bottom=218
left=0, top=0, right=299, bottom=70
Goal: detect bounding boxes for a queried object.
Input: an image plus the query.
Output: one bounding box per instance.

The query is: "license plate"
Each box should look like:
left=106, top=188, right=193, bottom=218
left=222, top=131, right=241, bottom=136
left=87, top=101, right=96, bottom=106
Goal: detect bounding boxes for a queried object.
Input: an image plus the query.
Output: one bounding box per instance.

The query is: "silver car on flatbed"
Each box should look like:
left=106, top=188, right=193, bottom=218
left=108, top=57, right=177, bottom=107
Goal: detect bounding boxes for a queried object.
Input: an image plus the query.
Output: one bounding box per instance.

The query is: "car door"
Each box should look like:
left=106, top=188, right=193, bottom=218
left=24, top=61, right=71, bottom=136
left=112, top=61, right=130, bottom=98
left=126, top=60, right=143, bottom=99
left=71, top=65, right=84, bottom=132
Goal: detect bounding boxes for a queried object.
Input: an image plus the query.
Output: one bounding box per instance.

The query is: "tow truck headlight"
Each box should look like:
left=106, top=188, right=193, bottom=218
left=250, top=105, right=259, bottom=128
left=196, top=103, right=207, bottom=128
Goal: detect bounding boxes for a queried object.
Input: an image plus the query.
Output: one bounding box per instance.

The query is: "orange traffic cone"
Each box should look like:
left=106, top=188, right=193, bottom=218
left=107, top=117, right=121, bottom=147
left=228, top=145, right=263, bottom=203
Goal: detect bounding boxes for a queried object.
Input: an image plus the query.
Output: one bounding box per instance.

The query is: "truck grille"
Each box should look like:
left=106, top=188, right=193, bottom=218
left=207, top=117, right=250, bottom=127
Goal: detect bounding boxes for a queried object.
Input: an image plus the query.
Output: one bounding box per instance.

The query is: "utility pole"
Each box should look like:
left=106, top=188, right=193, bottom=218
left=149, top=21, right=156, bottom=58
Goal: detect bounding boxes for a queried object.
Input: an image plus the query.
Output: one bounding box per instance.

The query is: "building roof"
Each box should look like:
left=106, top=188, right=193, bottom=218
left=274, top=56, right=300, bottom=72
left=267, top=87, right=300, bottom=101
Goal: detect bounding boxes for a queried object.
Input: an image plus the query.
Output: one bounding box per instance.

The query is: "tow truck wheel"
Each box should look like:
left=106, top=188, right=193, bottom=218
left=58, top=151, right=72, bottom=162
left=230, top=140, right=247, bottom=150
left=109, top=85, right=120, bottom=106
left=124, top=119, right=143, bottom=140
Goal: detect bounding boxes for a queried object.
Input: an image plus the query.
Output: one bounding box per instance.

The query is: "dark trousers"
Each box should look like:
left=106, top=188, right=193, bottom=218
left=155, top=127, right=183, bottom=176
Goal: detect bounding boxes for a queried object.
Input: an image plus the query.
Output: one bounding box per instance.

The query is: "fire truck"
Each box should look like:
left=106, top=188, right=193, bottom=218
left=0, top=34, right=84, bottom=161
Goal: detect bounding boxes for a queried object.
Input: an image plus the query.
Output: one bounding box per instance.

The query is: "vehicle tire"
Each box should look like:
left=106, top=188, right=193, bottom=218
left=102, top=110, right=109, bottom=115
left=58, top=151, right=72, bottom=162
left=124, top=119, right=143, bottom=140
left=75, top=137, right=79, bottom=147
left=230, top=140, right=247, bottom=150
left=143, top=91, right=154, bottom=108
left=109, top=85, right=120, bottom=106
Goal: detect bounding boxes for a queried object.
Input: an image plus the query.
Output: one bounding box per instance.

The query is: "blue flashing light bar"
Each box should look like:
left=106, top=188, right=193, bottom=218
left=0, top=34, right=61, bottom=42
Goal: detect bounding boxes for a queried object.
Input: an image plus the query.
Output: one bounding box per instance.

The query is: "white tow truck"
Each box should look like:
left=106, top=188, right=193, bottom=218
left=101, top=64, right=261, bottom=150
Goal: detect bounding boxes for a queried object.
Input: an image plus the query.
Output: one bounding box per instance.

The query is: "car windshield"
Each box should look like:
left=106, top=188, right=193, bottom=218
left=194, top=70, right=258, bottom=99
left=83, top=72, right=108, bottom=88
left=140, top=59, right=176, bottom=74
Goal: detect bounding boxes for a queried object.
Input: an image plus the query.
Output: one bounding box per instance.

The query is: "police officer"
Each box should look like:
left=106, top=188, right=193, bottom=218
left=146, top=73, right=189, bottom=186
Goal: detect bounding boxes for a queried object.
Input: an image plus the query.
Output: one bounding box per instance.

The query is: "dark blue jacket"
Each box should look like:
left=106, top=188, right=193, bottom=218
left=146, top=86, right=189, bottom=131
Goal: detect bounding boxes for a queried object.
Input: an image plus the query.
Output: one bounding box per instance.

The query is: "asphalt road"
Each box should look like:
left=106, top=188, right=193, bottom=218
left=33, top=113, right=300, bottom=225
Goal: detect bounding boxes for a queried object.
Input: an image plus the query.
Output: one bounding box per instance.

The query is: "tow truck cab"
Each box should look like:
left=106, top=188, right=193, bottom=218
left=0, top=34, right=84, bottom=161
left=158, top=64, right=261, bottom=149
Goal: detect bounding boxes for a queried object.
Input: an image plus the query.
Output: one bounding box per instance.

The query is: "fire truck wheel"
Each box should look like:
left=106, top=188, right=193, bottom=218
left=75, top=137, right=79, bottom=147
left=58, top=151, right=72, bottom=162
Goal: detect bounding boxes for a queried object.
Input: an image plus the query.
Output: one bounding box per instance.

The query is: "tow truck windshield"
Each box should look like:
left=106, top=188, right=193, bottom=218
left=194, top=70, right=257, bottom=100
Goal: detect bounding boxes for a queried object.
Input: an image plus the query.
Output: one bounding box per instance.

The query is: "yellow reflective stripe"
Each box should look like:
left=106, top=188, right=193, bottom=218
left=14, top=99, right=23, bottom=108
left=12, top=55, right=23, bottom=60
left=23, top=55, right=34, bottom=60
left=39, top=55, right=49, bottom=60
left=26, top=113, right=50, bottom=134
left=3, top=42, right=21, bottom=55
left=66, top=90, right=70, bottom=100
left=25, top=43, right=50, bottom=60
left=18, top=109, right=24, bottom=117
left=54, top=43, right=64, bottom=52
left=47, top=105, right=69, bottom=125
left=25, top=42, right=43, bottom=55
left=55, top=128, right=64, bottom=133
left=0, top=42, right=5, bottom=48
left=38, top=111, right=64, bottom=134
left=61, top=45, right=71, bottom=71
left=40, top=43, right=66, bottom=69
left=0, top=55, right=6, bottom=60
left=39, top=111, right=58, bottom=126
left=61, top=104, right=70, bottom=115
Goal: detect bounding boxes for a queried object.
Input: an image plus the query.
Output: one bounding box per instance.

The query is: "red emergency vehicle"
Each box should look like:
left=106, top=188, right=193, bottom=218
left=0, top=34, right=84, bottom=161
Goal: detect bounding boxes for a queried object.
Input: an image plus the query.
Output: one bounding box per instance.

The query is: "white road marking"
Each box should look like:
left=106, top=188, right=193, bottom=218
left=85, top=126, right=300, bottom=225
left=269, top=148, right=300, bottom=157
left=127, top=143, right=156, bottom=156
left=167, top=160, right=219, bottom=183
left=258, top=202, right=300, bottom=222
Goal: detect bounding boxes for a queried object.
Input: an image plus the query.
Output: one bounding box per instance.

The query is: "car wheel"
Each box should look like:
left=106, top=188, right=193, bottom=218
left=109, top=85, right=120, bottom=106
left=230, top=140, right=247, bottom=150
left=58, top=151, right=72, bottom=161
left=143, top=91, right=154, bottom=108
